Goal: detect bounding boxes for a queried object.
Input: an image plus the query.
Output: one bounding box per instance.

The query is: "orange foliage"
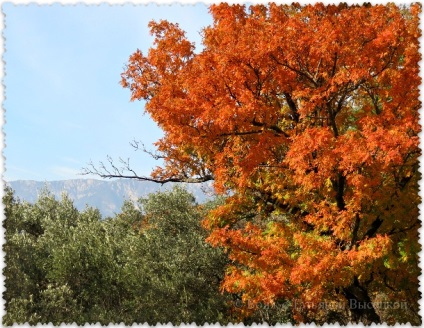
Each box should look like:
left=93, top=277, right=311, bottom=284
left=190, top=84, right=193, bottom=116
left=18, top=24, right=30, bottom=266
left=122, top=3, right=421, bottom=323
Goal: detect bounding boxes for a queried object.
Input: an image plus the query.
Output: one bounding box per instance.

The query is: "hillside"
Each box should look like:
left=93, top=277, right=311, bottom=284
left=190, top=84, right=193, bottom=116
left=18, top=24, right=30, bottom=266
left=6, top=179, right=215, bottom=218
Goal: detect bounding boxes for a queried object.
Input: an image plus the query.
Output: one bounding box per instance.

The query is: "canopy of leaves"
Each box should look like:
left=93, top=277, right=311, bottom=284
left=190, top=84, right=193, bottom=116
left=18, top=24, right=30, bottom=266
left=121, top=3, right=421, bottom=324
left=3, top=186, right=238, bottom=325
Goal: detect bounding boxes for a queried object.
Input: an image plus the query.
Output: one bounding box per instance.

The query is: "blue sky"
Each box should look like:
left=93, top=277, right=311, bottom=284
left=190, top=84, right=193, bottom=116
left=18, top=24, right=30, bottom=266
left=3, top=3, right=212, bottom=181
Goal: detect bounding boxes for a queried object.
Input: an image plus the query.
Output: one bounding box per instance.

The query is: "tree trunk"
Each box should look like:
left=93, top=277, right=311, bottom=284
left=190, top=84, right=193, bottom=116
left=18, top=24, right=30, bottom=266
left=343, top=277, right=381, bottom=324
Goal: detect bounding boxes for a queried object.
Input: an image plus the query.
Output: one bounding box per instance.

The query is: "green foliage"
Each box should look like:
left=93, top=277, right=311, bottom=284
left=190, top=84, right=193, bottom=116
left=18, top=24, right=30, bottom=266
left=3, top=185, right=231, bottom=325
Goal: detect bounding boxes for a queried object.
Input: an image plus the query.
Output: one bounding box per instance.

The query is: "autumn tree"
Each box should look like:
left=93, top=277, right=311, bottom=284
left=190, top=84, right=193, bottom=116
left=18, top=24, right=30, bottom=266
left=89, top=3, right=421, bottom=324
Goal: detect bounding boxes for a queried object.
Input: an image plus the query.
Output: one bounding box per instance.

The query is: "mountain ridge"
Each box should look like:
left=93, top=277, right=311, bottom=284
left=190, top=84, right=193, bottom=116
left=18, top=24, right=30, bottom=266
left=6, top=178, right=215, bottom=218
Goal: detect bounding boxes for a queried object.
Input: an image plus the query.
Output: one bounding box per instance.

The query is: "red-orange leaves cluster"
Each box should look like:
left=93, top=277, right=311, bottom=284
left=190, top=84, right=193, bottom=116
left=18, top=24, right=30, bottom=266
left=122, top=3, right=421, bottom=324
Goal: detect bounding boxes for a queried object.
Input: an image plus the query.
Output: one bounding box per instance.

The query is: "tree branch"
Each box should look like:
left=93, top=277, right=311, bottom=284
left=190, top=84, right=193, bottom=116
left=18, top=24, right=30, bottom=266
left=251, top=118, right=289, bottom=137
left=283, top=92, right=299, bottom=123
left=81, top=156, right=214, bottom=185
left=130, top=140, right=166, bottom=160
left=362, top=217, right=384, bottom=239
left=348, top=214, right=361, bottom=250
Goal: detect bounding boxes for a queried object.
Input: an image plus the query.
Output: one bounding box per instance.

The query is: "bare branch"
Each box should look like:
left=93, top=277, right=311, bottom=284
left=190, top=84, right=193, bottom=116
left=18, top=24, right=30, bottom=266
left=81, top=154, right=214, bottom=185
left=130, top=140, right=166, bottom=160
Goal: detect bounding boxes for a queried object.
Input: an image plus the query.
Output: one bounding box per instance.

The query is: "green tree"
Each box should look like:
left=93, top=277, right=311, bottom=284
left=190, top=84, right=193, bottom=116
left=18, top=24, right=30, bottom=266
left=3, top=187, right=82, bottom=324
left=116, top=186, right=231, bottom=324
left=3, top=186, right=233, bottom=324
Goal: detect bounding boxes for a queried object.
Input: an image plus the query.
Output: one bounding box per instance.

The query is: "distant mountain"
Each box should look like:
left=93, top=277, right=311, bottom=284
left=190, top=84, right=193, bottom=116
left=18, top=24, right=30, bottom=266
left=6, top=179, right=215, bottom=218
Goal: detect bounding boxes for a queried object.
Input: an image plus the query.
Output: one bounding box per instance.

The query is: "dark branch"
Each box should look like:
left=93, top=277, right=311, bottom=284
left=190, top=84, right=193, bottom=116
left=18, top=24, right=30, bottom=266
left=81, top=156, right=214, bottom=185
left=251, top=118, right=289, bottom=137
left=349, top=214, right=361, bottom=250
left=219, top=130, right=265, bottom=137
left=283, top=92, right=299, bottom=123
left=130, top=140, right=166, bottom=160
left=388, top=220, right=419, bottom=236
left=362, top=217, right=384, bottom=239
left=331, top=52, right=338, bottom=77
left=332, top=172, right=346, bottom=210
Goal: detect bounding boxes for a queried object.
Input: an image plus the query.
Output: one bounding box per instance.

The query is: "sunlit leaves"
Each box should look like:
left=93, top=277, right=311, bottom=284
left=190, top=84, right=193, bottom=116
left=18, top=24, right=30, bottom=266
left=121, top=3, right=421, bottom=324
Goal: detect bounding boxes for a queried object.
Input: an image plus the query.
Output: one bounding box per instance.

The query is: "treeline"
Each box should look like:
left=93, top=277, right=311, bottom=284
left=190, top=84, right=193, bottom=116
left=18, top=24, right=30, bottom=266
left=3, top=186, right=292, bottom=325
